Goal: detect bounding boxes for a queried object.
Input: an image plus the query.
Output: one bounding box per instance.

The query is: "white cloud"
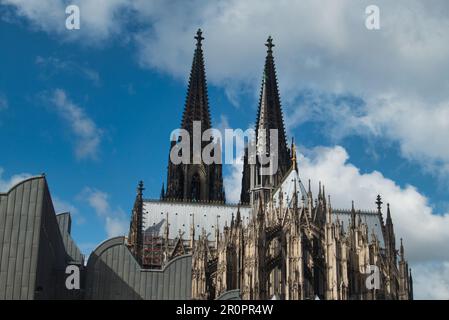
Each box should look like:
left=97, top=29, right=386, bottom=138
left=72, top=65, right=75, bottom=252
left=1, top=0, right=67, bottom=34
left=0, top=167, right=32, bottom=192
left=49, top=89, right=102, bottom=160
left=286, top=91, right=449, bottom=176
left=366, top=96, right=449, bottom=174
left=0, top=169, right=86, bottom=227
left=4, top=0, right=449, bottom=299
left=4, top=0, right=449, bottom=172
left=218, top=114, right=252, bottom=204
left=36, top=56, right=101, bottom=85
left=82, top=187, right=128, bottom=238
left=132, top=0, right=449, bottom=178
left=85, top=188, right=109, bottom=216
left=1, top=0, right=131, bottom=42
left=412, top=262, right=449, bottom=300
left=105, top=216, right=128, bottom=238
left=298, top=145, right=449, bottom=299
left=224, top=161, right=243, bottom=204
left=78, top=242, right=98, bottom=259
left=0, top=168, right=86, bottom=225
left=53, top=196, right=85, bottom=225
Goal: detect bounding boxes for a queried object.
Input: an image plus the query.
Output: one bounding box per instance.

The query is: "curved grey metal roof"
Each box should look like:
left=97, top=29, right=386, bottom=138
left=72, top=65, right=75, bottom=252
left=216, top=289, right=242, bottom=300
left=56, top=212, right=84, bottom=264
left=0, top=175, right=83, bottom=299
left=85, top=236, right=192, bottom=300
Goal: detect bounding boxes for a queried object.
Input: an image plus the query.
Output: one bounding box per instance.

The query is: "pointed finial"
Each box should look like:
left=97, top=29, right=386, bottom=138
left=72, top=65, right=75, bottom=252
left=291, top=138, right=297, bottom=170
left=265, top=35, right=275, bottom=54
left=292, top=149, right=297, bottom=167
left=376, top=195, right=383, bottom=212
left=386, top=203, right=392, bottom=220
left=195, top=28, right=204, bottom=47
left=318, top=181, right=322, bottom=198
left=400, top=238, right=405, bottom=259
left=138, top=180, right=145, bottom=195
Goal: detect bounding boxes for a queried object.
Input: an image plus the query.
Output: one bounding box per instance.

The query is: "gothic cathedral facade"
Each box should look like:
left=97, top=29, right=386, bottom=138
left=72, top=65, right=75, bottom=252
left=128, top=30, right=413, bottom=300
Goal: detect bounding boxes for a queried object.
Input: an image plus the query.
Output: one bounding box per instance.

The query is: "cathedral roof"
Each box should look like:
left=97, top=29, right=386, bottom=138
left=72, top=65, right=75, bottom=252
left=272, top=168, right=308, bottom=207
left=333, top=208, right=385, bottom=247
left=142, top=200, right=251, bottom=240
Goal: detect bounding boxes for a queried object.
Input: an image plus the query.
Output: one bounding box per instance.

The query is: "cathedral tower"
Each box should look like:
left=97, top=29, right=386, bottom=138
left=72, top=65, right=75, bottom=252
left=163, top=29, right=225, bottom=202
left=241, top=36, right=291, bottom=204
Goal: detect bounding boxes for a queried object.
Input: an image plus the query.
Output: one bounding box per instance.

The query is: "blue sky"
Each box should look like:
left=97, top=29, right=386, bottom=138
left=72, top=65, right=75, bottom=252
left=1, top=1, right=449, bottom=298
left=0, top=15, right=259, bottom=251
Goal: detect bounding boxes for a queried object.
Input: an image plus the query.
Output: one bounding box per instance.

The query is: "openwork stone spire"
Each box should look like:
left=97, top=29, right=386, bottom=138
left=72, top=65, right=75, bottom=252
left=181, top=28, right=212, bottom=135
left=164, top=29, right=225, bottom=203
left=255, top=36, right=290, bottom=184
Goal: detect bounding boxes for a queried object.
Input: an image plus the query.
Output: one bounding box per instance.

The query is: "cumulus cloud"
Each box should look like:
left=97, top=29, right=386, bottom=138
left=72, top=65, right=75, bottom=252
left=85, top=188, right=109, bottom=215
left=130, top=0, right=449, bottom=176
left=412, top=261, right=449, bottom=300
left=82, top=187, right=128, bottom=238
left=49, top=89, right=102, bottom=160
left=53, top=196, right=85, bottom=225
left=297, top=145, right=449, bottom=299
left=0, top=167, right=32, bottom=192
left=0, top=169, right=85, bottom=226
left=4, top=0, right=449, bottom=299
left=286, top=91, right=449, bottom=176
left=36, top=56, right=101, bottom=86
left=4, top=0, right=449, bottom=173
left=218, top=114, right=254, bottom=204
left=0, top=0, right=132, bottom=42
left=221, top=143, right=449, bottom=298
left=224, top=161, right=243, bottom=204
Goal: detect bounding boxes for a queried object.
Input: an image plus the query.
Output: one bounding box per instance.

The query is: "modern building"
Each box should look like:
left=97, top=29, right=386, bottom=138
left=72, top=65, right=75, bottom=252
left=0, top=176, right=83, bottom=299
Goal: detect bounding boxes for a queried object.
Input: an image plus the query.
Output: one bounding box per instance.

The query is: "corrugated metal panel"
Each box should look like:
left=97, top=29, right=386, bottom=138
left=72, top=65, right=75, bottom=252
left=0, top=177, right=44, bottom=300
left=216, top=289, right=241, bottom=300
left=56, top=213, right=83, bottom=264
left=85, top=236, right=192, bottom=300
left=0, top=176, right=85, bottom=300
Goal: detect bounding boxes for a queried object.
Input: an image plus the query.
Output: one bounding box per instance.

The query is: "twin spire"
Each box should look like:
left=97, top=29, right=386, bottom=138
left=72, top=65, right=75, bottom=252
left=256, top=35, right=290, bottom=175
left=173, top=29, right=291, bottom=203
left=181, top=29, right=212, bottom=135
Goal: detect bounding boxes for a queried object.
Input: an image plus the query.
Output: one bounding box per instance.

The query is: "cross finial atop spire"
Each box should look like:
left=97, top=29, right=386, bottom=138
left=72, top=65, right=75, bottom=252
left=195, top=28, right=204, bottom=47
left=137, top=180, right=145, bottom=196
left=265, top=35, right=275, bottom=54
left=376, top=194, right=383, bottom=212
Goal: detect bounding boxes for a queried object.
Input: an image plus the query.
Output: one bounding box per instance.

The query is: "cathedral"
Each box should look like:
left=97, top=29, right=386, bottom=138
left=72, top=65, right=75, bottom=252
left=0, top=29, right=413, bottom=300
left=127, top=29, right=414, bottom=300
